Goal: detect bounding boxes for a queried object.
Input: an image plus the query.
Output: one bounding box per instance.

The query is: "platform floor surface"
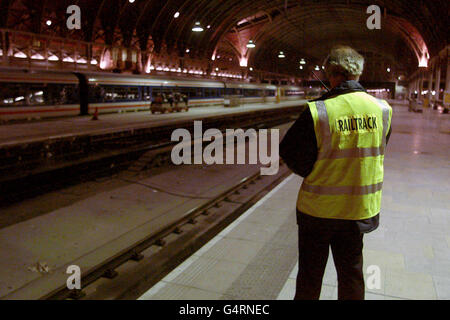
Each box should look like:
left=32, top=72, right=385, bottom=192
left=0, top=100, right=304, bottom=146
left=139, top=104, right=450, bottom=300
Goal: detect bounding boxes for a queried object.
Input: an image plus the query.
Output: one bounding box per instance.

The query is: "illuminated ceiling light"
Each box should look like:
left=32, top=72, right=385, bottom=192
left=77, top=58, right=87, bottom=64
left=249, top=67, right=253, bottom=71
left=418, top=55, right=428, bottom=68
left=299, top=58, right=306, bottom=64
left=215, top=67, right=219, bottom=71
left=387, top=67, right=391, bottom=72
left=322, top=66, right=325, bottom=70
left=14, top=51, right=27, bottom=58
left=90, top=59, right=98, bottom=65
left=31, top=53, right=45, bottom=60
left=192, top=21, right=204, bottom=32
left=432, top=90, right=436, bottom=96
left=46, top=20, right=52, bottom=26
left=48, top=55, right=59, bottom=61
left=185, top=48, right=190, bottom=53
left=63, top=56, right=74, bottom=63
left=314, top=65, right=320, bottom=71
left=246, top=40, right=256, bottom=48
left=128, top=0, right=135, bottom=3
left=278, top=51, right=285, bottom=58
left=174, top=11, right=180, bottom=18
left=206, top=25, right=211, bottom=29
left=299, top=65, right=303, bottom=70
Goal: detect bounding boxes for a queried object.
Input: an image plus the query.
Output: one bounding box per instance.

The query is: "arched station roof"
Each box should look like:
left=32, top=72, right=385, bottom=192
left=0, top=0, right=447, bottom=79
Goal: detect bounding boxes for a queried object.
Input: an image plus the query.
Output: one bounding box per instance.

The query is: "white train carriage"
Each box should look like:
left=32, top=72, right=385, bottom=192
left=0, top=68, right=303, bottom=121
left=86, top=72, right=227, bottom=114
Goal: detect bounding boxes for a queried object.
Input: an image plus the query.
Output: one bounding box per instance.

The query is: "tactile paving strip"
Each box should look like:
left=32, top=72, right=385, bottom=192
left=223, top=215, right=298, bottom=299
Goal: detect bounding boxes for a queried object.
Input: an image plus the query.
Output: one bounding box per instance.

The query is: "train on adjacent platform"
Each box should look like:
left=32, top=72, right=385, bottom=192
left=0, top=68, right=308, bottom=121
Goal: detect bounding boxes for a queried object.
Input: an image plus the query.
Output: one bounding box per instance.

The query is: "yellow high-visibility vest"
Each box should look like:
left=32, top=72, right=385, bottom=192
left=297, top=91, right=392, bottom=220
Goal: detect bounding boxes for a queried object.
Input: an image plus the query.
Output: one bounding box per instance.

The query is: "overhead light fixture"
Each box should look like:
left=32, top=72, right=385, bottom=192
left=48, top=55, right=59, bottom=61
left=246, top=40, right=256, bottom=48
left=249, top=67, right=253, bottom=71
left=46, top=20, right=52, bottom=26
left=192, top=22, right=204, bottom=32
left=185, top=48, right=190, bottom=53
left=31, top=53, right=45, bottom=60
left=206, top=25, right=211, bottom=29
left=278, top=51, right=285, bottom=58
left=14, top=51, right=27, bottom=58
left=299, top=66, right=303, bottom=70
left=387, top=67, right=391, bottom=72
left=315, top=65, right=320, bottom=71
left=174, top=12, right=180, bottom=18
left=299, top=58, right=306, bottom=64
left=128, top=0, right=135, bottom=3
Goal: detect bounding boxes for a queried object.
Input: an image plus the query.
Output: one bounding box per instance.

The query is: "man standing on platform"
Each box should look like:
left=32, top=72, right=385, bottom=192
left=280, top=46, right=392, bottom=300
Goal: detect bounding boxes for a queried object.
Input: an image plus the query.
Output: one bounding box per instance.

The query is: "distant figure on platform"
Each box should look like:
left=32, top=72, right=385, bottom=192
left=182, top=94, right=188, bottom=107
left=167, top=92, right=174, bottom=107
left=280, top=46, right=392, bottom=300
left=152, top=93, right=163, bottom=105
left=174, top=92, right=181, bottom=108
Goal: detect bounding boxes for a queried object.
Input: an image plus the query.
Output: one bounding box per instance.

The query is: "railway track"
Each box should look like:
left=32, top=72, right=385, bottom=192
left=44, top=162, right=291, bottom=300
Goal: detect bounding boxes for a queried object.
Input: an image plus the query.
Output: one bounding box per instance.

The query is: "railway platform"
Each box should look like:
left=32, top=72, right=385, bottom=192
left=0, top=100, right=305, bottom=147
left=139, top=102, right=450, bottom=300
left=0, top=100, right=304, bottom=201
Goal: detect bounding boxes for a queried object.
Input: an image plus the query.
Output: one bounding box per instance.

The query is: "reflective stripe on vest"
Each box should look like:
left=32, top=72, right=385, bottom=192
left=301, top=181, right=383, bottom=195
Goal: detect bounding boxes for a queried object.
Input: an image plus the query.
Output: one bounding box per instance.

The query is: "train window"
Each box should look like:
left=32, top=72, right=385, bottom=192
left=0, top=82, right=78, bottom=107
left=205, top=88, right=218, bottom=98
left=114, top=87, right=128, bottom=100
left=100, top=85, right=141, bottom=102
left=142, top=87, right=152, bottom=101
left=244, top=89, right=259, bottom=97
left=127, top=87, right=139, bottom=100
left=89, top=84, right=105, bottom=103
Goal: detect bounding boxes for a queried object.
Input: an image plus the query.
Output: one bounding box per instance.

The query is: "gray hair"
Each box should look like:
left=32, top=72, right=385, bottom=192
left=324, top=46, right=364, bottom=80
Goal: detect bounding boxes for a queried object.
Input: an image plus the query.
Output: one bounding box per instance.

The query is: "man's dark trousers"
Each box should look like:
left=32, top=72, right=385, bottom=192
left=294, top=211, right=365, bottom=300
